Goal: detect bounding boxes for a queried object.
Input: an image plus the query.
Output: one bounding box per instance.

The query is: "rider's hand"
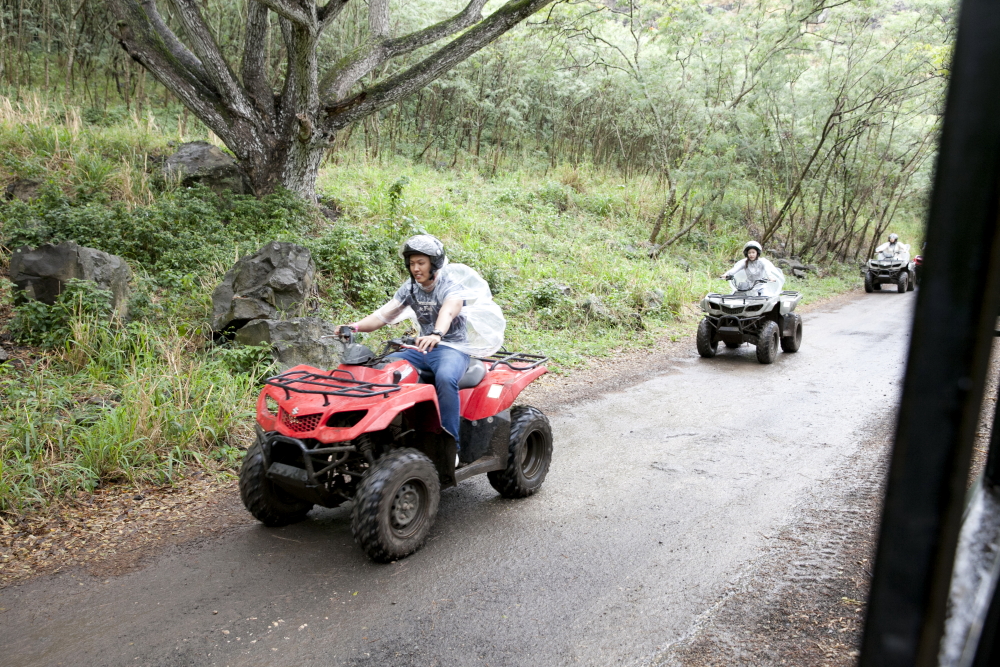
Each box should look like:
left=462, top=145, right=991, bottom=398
left=721, top=274, right=731, bottom=280
left=415, top=334, right=441, bottom=353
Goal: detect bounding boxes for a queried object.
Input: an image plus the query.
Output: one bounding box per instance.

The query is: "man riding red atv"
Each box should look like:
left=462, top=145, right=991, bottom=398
left=239, top=235, right=553, bottom=562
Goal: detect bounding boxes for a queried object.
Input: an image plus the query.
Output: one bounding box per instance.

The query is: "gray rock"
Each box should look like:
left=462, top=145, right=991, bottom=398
left=555, top=284, right=572, bottom=296
left=164, top=141, right=250, bottom=195
left=644, top=289, right=665, bottom=310
left=0, top=347, right=8, bottom=362
left=581, top=295, right=612, bottom=320
left=792, top=268, right=806, bottom=279
left=10, top=242, right=131, bottom=313
left=4, top=179, right=42, bottom=202
left=211, top=242, right=317, bottom=332
left=235, top=317, right=345, bottom=371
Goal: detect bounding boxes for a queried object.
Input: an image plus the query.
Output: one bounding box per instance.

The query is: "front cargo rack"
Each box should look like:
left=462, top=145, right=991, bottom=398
left=264, top=368, right=401, bottom=405
left=475, top=349, right=548, bottom=371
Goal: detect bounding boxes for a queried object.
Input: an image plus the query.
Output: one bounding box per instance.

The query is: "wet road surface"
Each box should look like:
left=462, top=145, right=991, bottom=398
left=0, top=291, right=914, bottom=667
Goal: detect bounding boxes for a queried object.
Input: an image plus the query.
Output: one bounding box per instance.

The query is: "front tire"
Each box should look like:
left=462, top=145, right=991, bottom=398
left=897, top=272, right=909, bottom=293
left=239, top=443, right=313, bottom=527
left=756, top=320, right=780, bottom=364
left=488, top=406, right=553, bottom=499
left=780, top=314, right=803, bottom=353
left=351, top=448, right=440, bottom=563
left=696, top=319, right=718, bottom=358
left=864, top=272, right=874, bottom=293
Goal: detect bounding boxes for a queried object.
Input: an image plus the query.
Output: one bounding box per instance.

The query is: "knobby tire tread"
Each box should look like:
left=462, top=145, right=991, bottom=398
left=780, top=314, right=803, bottom=353
left=696, top=319, right=718, bottom=358
left=239, top=443, right=312, bottom=527
left=351, top=448, right=439, bottom=563
left=488, top=406, right=553, bottom=499
left=757, top=320, right=780, bottom=364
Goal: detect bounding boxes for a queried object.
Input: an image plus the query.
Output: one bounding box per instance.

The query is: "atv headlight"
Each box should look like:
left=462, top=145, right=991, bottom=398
left=265, top=395, right=279, bottom=415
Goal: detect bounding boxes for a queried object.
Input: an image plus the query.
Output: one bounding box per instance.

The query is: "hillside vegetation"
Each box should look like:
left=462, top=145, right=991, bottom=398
left=0, top=0, right=947, bottom=516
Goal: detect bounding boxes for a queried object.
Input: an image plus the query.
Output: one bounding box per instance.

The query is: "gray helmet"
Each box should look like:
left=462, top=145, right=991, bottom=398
left=888, top=233, right=899, bottom=243
left=743, top=241, right=763, bottom=258
left=400, top=234, right=446, bottom=276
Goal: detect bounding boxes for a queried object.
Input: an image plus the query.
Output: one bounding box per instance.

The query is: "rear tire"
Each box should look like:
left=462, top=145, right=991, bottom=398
left=696, top=319, right=718, bottom=358
left=864, top=272, right=874, bottom=293
left=488, top=406, right=553, bottom=499
left=780, top=314, right=803, bottom=353
left=351, top=448, right=440, bottom=563
left=756, top=320, right=780, bottom=364
left=897, top=272, right=909, bottom=293
left=873, top=282, right=882, bottom=291
left=239, top=443, right=313, bottom=527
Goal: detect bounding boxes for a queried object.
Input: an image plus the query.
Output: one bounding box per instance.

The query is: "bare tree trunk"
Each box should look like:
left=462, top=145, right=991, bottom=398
left=108, top=0, right=555, bottom=200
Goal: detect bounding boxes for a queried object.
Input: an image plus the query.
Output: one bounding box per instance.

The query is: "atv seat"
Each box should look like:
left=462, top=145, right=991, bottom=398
left=416, top=357, right=486, bottom=389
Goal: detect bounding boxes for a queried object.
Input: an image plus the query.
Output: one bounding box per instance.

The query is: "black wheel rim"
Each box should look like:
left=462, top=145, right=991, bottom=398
left=520, top=430, right=546, bottom=479
left=389, top=479, right=428, bottom=539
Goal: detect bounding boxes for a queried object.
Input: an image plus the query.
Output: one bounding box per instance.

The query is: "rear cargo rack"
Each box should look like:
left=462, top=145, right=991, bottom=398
left=475, top=349, right=548, bottom=371
left=264, top=368, right=401, bottom=405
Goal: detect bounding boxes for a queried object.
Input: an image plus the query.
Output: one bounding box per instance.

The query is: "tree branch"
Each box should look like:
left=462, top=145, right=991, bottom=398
left=167, top=0, right=259, bottom=124
left=319, top=0, right=489, bottom=103
left=324, top=0, right=554, bottom=127
left=242, top=0, right=275, bottom=122
left=255, top=0, right=313, bottom=27
left=369, top=0, right=390, bottom=39
left=318, top=0, right=349, bottom=30
left=137, top=0, right=210, bottom=87
left=108, top=0, right=225, bottom=126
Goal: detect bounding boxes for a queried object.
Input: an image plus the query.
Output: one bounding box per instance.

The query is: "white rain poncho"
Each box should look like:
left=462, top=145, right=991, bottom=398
left=374, top=261, right=506, bottom=357
left=724, top=257, right=785, bottom=297
left=874, top=241, right=910, bottom=261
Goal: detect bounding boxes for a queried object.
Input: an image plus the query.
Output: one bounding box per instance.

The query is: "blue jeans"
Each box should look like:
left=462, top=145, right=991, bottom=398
left=388, top=345, right=470, bottom=444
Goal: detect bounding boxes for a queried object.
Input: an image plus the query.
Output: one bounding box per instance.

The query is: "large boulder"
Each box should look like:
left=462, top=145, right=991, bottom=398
left=235, top=317, right=344, bottom=371
left=581, top=294, right=612, bottom=321
left=10, top=242, right=131, bottom=313
left=212, top=242, right=317, bottom=333
left=4, top=179, right=42, bottom=202
left=164, top=141, right=250, bottom=195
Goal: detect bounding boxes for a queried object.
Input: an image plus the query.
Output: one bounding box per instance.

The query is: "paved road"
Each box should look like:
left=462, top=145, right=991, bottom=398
left=1, top=291, right=914, bottom=667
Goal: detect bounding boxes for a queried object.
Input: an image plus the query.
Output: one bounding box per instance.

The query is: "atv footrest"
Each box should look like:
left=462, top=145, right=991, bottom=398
left=267, top=462, right=310, bottom=485
left=454, top=456, right=504, bottom=483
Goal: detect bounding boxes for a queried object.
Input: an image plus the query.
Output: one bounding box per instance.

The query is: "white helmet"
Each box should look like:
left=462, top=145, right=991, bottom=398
left=888, top=233, right=899, bottom=243
left=743, top=241, right=763, bottom=258
left=400, top=234, right=447, bottom=276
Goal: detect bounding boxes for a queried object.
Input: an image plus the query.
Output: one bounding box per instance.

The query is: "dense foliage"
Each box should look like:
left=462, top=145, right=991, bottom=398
left=2, top=0, right=948, bottom=256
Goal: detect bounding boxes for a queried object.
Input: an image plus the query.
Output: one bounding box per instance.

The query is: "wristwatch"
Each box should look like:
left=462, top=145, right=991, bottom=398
left=431, top=328, right=445, bottom=338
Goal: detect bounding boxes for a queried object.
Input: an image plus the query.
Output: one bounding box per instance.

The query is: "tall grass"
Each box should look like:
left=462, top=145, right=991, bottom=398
left=0, top=316, right=266, bottom=514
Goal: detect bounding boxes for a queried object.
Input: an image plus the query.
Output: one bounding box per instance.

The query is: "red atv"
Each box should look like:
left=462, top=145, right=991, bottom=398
left=238, top=327, right=553, bottom=562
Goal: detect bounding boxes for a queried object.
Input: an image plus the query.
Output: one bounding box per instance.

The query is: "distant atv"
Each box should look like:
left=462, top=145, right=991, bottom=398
left=863, top=246, right=913, bottom=293
left=697, top=271, right=803, bottom=364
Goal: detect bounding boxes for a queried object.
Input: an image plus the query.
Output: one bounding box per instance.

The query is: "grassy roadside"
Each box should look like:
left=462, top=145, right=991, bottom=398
left=0, top=97, right=866, bottom=518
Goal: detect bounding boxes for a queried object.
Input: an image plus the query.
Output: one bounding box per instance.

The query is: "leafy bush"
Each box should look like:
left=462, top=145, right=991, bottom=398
left=529, top=280, right=569, bottom=309
left=0, top=185, right=315, bottom=274
left=10, top=279, right=113, bottom=348
left=307, top=222, right=404, bottom=311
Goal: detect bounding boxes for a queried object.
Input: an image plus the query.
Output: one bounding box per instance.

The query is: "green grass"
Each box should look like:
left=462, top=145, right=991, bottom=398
left=0, top=97, right=872, bottom=517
